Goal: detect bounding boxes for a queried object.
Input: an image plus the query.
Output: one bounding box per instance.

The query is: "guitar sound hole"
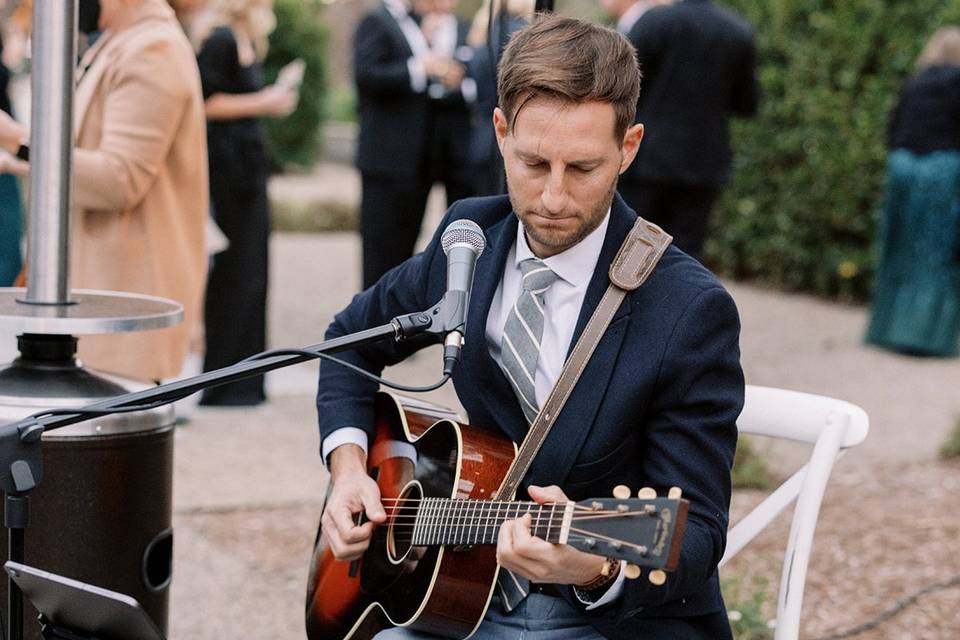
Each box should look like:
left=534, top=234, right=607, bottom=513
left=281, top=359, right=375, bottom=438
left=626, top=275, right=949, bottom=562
left=387, top=481, right=422, bottom=564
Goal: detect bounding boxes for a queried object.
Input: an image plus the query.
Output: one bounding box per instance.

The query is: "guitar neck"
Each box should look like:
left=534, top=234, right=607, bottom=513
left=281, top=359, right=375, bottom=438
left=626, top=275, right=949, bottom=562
left=408, top=499, right=574, bottom=547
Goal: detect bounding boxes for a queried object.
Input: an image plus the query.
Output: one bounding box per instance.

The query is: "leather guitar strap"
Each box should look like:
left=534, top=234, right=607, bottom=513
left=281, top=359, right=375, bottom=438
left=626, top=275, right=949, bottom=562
left=494, top=217, right=672, bottom=499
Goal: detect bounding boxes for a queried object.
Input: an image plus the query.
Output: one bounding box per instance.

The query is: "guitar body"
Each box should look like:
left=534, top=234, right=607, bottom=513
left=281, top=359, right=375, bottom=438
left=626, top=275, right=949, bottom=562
left=306, top=393, right=518, bottom=640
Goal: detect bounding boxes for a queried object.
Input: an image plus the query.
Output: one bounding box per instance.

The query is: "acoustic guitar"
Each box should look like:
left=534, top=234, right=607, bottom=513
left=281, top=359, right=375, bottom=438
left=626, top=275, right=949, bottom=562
left=305, top=392, right=689, bottom=640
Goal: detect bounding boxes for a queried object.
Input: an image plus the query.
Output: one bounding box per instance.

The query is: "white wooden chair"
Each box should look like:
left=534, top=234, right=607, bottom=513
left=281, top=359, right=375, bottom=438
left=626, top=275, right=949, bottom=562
left=720, top=385, right=870, bottom=639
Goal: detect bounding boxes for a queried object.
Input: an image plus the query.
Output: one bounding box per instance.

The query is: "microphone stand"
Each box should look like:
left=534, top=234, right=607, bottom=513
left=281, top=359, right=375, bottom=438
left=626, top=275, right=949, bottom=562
left=0, top=299, right=461, bottom=640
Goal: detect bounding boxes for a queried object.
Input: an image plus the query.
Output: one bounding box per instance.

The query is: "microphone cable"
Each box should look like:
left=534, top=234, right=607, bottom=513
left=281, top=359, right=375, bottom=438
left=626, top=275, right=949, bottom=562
left=240, top=347, right=451, bottom=393
left=17, top=346, right=451, bottom=426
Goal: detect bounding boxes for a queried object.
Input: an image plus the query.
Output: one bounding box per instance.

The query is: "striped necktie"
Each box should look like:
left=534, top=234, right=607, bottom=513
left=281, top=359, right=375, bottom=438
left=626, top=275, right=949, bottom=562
left=496, top=257, right=559, bottom=612
left=500, top=258, right=560, bottom=423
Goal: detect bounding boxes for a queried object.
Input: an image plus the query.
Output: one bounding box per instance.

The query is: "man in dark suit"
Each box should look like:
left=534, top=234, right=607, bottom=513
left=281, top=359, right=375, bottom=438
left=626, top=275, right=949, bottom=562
left=353, top=0, right=466, bottom=289
left=609, top=0, right=759, bottom=258
left=321, top=15, right=743, bottom=639
left=420, top=0, right=476, bottom=210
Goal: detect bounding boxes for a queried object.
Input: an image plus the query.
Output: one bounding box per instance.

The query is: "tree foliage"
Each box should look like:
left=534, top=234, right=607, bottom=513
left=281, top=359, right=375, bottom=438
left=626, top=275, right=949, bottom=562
left=708, top=0, right=960, bottom=301
left=264, top=0, right=329, bottom=170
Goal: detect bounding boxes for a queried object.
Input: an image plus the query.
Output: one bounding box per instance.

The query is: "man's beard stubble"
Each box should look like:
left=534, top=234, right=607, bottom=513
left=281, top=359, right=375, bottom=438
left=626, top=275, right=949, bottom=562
left=506, top=172, right=619, bottom=255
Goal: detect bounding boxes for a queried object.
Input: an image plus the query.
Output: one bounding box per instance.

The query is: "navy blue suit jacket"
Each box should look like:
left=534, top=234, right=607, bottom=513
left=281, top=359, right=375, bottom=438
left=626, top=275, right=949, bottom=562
left=317, top=194, right=743, bottom=638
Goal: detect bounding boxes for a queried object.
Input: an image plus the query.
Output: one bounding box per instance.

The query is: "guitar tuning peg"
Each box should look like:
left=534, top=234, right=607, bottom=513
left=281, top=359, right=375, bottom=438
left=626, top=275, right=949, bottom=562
left=648, top=570, right=667, bottom=586
left=637, top=487, right=657, bottom=500
left=624, top=563, right=641, bottom=580
left=612, top=485, right=631, bottom=500
left=668, top=486, right=682, bottom=500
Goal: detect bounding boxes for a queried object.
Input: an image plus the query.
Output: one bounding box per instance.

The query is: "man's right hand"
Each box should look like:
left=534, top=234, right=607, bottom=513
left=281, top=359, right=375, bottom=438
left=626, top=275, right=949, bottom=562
left=321, top=444, right=386, bottom=561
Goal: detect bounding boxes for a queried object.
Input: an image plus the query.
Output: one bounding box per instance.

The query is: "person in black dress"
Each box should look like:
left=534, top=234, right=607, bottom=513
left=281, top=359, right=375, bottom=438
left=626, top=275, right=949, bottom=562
left=194, top=0, right=298, bottom=405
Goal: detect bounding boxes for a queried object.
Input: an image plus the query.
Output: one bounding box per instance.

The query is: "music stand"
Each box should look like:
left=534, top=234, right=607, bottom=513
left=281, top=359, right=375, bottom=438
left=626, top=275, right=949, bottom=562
left=3, top=562, right=166, bottom=640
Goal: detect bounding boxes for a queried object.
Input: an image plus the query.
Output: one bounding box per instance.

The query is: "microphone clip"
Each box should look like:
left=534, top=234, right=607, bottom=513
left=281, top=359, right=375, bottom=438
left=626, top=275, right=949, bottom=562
left=392, top=289, right=469, bottom=340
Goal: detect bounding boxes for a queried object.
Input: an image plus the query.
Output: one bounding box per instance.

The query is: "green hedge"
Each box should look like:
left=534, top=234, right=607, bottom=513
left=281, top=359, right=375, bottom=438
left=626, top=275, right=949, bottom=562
left=707, top=0, right=960, bottom=302
left=263, top=0, right=328, bottom=170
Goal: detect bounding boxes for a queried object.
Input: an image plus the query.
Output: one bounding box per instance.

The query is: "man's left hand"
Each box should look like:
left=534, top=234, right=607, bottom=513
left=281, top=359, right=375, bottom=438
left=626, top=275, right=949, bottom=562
left=497, top=484, right=607, bottom=586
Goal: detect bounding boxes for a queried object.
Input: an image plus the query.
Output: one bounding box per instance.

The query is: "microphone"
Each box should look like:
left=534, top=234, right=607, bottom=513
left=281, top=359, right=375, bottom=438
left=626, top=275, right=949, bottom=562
left=439, top=219, right=486, bottom=376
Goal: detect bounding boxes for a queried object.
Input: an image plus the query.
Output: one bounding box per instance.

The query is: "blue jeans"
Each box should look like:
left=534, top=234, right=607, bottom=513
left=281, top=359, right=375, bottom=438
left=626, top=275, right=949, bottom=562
left=373, top=594, right=606, bottom=639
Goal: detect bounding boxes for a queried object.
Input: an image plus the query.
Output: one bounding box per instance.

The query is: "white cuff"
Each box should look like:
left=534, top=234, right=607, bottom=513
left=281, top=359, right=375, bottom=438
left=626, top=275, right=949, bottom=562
left=407, top=58, right=427, bottom=93
left=574, top=561, right=626, bottom=610
left=369, top=438, right=418, bottom=466
left=321, top=427, right=369, bottom=465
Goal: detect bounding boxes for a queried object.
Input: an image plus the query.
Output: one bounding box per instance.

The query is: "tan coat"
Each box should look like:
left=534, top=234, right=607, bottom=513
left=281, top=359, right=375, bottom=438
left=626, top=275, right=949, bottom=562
left=71, top=0, right=208, bottom=381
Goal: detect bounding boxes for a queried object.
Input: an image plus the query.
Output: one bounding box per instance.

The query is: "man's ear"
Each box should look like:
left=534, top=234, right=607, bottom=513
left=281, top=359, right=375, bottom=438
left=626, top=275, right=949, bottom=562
left=493, top=107, right=509, bottom=153
left=619, top=123, right=644, bottom=174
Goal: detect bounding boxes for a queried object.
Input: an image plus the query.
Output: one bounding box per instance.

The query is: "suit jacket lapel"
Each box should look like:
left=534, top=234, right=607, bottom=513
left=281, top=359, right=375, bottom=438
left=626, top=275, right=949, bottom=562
left=380, top=5, right=416, bottom=59
left=461, top=212, right=531, bottom=443
left=526, top=195, right=638, bottom=488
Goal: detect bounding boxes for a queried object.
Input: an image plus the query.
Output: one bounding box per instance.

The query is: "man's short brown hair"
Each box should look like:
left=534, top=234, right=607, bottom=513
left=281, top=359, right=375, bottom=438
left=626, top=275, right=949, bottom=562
left=497, top=14, right=641, bottom=142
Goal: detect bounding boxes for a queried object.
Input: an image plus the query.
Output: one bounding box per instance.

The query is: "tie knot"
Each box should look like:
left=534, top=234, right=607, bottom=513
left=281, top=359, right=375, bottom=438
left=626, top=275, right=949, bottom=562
left=519, top=258, right=559, bottom=294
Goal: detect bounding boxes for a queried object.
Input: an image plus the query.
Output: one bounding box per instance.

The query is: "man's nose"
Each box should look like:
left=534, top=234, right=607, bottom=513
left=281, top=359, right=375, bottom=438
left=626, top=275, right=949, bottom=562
left=540, top=167, right=568, bottom=213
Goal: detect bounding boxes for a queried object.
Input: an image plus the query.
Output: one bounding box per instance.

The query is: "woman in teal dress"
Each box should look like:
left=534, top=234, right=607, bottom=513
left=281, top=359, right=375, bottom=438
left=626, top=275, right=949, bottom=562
left=866, top=27, right=960, bottom=357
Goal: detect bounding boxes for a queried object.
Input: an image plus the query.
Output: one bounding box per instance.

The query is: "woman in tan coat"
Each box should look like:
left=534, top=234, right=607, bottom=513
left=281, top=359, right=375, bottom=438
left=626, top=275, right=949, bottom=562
left=0, top=0, right=208, bottom=382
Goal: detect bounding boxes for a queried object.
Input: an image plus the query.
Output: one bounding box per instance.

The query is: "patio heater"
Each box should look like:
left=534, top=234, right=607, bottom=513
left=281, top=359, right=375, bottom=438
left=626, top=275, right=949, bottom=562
left=0, top=2, right=181, bottom=639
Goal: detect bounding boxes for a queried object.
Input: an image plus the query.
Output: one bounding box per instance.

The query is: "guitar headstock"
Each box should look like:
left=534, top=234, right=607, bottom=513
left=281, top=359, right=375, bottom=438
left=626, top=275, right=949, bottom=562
left=566, top=486, right=689, bottom=585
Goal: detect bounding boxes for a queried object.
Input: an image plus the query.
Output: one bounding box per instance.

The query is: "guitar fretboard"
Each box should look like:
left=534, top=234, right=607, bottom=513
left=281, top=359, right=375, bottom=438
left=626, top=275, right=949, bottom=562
left=408, top=499, right=569, bottom=547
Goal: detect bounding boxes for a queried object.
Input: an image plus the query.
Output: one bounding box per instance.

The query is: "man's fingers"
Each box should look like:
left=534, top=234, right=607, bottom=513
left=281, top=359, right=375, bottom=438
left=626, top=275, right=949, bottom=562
left=327, top=534, right=371, bottom=561
left=527, top=484, right=569, bottom=504
left=322, top=512, right=375, bottom=560
left=513, top=513, right=533, bottom=542
left=330, top=506, right=361, bottom=535
left=340, top=520, right=376, bottom=545
left=360, top=485, right=387, bottom=523
left=497, top=514, right=515, bottom=563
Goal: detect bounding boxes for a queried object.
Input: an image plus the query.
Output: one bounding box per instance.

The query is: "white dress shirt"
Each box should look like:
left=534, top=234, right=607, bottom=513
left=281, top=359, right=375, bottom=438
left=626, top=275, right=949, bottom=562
left=423, top=13, right=477, bottom=102
left=322, top=211, right=625, bottom=607
left=486, top=214, right=625, bottom=609
left=383, top=0, right=430, bottom=92
left=485, top=213, right=609, bottom=407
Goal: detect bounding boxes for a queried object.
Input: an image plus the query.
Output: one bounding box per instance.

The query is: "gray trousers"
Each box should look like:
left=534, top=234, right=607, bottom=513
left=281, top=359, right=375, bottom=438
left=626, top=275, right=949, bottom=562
left=373, top=594, right=606, bottom=639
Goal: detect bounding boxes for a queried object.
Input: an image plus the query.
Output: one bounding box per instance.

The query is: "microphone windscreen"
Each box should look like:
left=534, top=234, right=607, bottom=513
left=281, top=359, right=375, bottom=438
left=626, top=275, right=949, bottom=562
left=441, top=220, right=486, bottom=257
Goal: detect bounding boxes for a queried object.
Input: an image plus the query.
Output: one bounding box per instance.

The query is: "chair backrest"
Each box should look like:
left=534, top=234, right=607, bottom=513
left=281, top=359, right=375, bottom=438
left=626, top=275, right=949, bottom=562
left=720, top=385, right=869, bottom=640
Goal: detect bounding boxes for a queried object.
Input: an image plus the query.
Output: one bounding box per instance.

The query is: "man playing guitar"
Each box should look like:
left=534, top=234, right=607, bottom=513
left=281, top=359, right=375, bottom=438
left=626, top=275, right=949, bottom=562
left=316, top=15, right=744, bottom=639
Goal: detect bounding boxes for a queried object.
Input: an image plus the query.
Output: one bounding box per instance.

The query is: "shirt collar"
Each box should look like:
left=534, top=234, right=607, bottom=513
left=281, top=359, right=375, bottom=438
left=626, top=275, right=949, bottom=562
left=618, top=1, right=656, bottom=34
left=514, top=210, right=611, bottom=288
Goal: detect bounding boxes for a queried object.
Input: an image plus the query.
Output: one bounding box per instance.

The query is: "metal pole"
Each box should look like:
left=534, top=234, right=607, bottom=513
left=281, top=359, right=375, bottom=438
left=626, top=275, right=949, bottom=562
left=25, top=0, right=76, bottom=305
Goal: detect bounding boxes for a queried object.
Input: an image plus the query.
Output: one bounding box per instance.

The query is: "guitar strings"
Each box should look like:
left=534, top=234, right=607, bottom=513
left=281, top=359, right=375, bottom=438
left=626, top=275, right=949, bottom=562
left=372, top=510, right=646, bottom=520
left=568, top=527, right=652, bottom=551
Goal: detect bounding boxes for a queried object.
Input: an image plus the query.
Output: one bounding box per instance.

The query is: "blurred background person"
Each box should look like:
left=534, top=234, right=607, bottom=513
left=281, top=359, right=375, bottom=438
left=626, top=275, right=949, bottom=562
left=464, top=0, right=532, bottom=196
left=420, top=0, right=475, bottom=211
left=0, top=11, right=22, bottom=286
left=0, top=0, right=208, bottom=383
left=865, top=26, right=960, bottom=358
left=602, top=0, right=668, bottom=36
left=192, top=0, right=297, bottom=406
left=170, top=0, right=206, bottom=40
left=353, top=0, right=463, bottom=289
left=610, top=0, right=759, bottom=259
